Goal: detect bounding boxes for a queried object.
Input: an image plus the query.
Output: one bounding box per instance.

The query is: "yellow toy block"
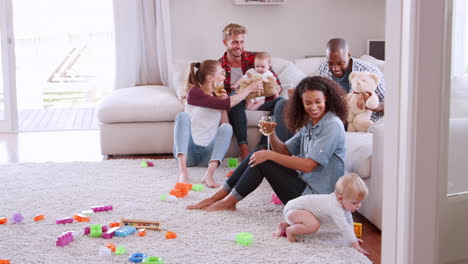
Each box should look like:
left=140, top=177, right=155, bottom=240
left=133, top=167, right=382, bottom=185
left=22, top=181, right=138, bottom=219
left=353, top=222, right=362, bottom=238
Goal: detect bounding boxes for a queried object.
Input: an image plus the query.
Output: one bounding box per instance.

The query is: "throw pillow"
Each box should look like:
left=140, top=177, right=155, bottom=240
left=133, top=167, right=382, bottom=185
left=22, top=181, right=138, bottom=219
left=359, top=55, right=385, bottom=72
left=277, top=63, right=307, bottom=99
left=170, top=59, right=194, bottom=102
left=294, top=57, right=326, bottom=76
left=344, top=132, right=373, bottom=179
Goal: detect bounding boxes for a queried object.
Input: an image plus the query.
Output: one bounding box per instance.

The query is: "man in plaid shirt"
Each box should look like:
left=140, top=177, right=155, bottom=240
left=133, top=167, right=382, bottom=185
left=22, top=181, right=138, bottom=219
left=317, top=38, right=385, bottom=122
left=219, top=23, right=283, bottom=160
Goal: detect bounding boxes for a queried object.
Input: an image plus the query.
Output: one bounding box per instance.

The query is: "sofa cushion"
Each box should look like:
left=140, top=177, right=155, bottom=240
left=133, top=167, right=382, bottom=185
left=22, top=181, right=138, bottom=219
left=98, top=85, right=184, bottom=123
left=171, top=59, right=194, bottom=101
left=344, top=132, right=373, bottom=179
left=359, top=55, right=385, bottom=72
left=294, top=57, right=325, bottom=77
left=277, top=63, right=308, bottom=97
left=271, top=57, right=292, bottom=76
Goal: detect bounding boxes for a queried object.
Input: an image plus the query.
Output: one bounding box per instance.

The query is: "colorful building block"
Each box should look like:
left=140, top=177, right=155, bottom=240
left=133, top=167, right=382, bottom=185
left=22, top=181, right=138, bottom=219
left=12, top=213, right=24, bottom=223
left=142, top=256, right=164, bottom=264
left=115, top=246, right=126, bottom=256
left=271, top=193, right=283, bottom=205
left=90, top=224, right=103, bottom=237
left=56, top=231, right=74, bottom=247
left=165, top=231, right=177, bottom=239
left=92, top=205, right=113, bottom=212
left=109, top=222, right=120, bottom=228
left=353, top=222, right=363, bottom=238
left=138, top=229, right=146, bottom=237
left=191, top=184, right=204, bottom=191
left=102, top=227, right=120, bottom=239
left=169, top=182, right=192, bottom=198
left=129, top=253, right=147, bottom=263
left=228, top=158, right=238, bottom=168
left=226, top=171, right=234, bottom=178
left=73, top=214, right=90, bottom=222
left=0, top=259, right=10, bottom=264
left=235, top=232, right=253, bottom=246
left=0, top=217, right=7, bottom=225
left=140, top=161, right=154, bottom=167
left=114, top=226, right=136, bottom=237
left=159, top=194, right=177, bottom=202
left=105, top=242, right=116, bottom=252
left=56, top=217, right=73, bottom=225
left=34, top=214, right=45, bottom=222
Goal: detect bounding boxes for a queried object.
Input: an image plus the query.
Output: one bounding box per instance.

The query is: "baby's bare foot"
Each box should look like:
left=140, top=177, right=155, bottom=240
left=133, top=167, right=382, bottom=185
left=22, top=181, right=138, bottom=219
left=273, top=222, right=289, bottom=237
left=285, top=227, right=297, bottom=242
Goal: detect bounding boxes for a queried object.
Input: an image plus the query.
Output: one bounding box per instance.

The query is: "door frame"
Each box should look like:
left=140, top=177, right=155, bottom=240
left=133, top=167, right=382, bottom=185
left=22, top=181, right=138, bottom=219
left=0, top=0, right=17, bottom=132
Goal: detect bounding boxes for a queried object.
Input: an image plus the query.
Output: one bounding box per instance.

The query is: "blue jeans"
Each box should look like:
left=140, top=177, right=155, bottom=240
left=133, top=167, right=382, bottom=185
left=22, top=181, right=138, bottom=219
left=228, top=97, right=284, bottom=147
left=173, top=112, right=233, bottom=166
left=273, top=99, right=295, bottom=142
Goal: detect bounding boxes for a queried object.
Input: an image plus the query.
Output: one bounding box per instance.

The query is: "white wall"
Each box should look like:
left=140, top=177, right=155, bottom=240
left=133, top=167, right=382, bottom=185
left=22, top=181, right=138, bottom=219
left=170, top=0, right=385, bottom=61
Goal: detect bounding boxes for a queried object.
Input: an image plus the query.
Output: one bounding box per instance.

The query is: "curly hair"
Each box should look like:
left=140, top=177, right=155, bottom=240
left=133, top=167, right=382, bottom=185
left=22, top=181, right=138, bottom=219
left=222, top=23, right=247, bottom=40
left=285, top=76, right=348, bottom=132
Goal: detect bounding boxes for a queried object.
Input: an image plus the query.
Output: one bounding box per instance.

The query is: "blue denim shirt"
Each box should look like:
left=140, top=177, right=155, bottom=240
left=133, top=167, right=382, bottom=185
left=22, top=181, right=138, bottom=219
left=285, top=112, right=346, bottom=195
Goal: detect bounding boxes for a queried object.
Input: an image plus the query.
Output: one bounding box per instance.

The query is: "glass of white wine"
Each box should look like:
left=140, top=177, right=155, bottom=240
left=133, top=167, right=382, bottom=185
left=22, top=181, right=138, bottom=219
left=259, top=115, right=276, bottom=150
left=213, top=82, right=225, bottom=96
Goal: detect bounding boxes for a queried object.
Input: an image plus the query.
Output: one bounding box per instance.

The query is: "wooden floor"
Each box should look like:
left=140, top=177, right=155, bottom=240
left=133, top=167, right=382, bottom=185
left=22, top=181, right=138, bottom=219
left=18, top=107, right=99, bottom=132
left=0, top=130, right=381, bottom=263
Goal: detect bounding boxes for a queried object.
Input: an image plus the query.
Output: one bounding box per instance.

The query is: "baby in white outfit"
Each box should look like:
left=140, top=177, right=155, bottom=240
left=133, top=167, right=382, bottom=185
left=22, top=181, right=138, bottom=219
left=273, top=173, right=369, bottom=256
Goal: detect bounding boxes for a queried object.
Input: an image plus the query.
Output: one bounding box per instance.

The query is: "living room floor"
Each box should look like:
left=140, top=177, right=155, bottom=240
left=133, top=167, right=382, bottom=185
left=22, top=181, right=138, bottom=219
left=0, top=130, right=381, bottom=263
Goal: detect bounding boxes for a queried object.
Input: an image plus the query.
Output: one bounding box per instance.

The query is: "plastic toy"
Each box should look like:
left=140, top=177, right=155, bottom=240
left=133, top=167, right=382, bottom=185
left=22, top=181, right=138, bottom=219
left=142, top=256, right=164, bottom=264
left=165, top=231, right=177, bottom=239
left=110, top=222, right=120, bottom=228
left=82, top=209, right=94, bottom=216
left=169, top=182, right=192, bottom=198
left=73, top=214, right=90, bottom=222
left=121, top=218, right=161, bottom=231
left=129, top=253, right=147, bottom=263
left=92, top=205, right=113, bottom=212
left=271, top=193, right=283, bottom=205
left=102, top=227, right=120, bottom=239
left=98, top=246, right=112, bottom=257
left=56, top=217, right=73, bottom=225
left=85, top=225, right=107, bottom=235
left=12, top=213, right=24, bottom=223
left=115, top=246, right=127, bottom=256
left=90, top=224, right=103, bottom=237
left=56, top=231, right=74, bottom=247
left=0, top=260, right=10, bottom=264
left=0, top=217, right=7, bottom=224
left=114, top=226, right=136, bottom=237
left=33, top=214, right=45, bottom=222
left=353, top=222, right=363, bottom=238
left=159, top=194, right=177, bottom=202
left=191, top=184, right=204, bottom=191
left=140, top=161, right=154, bottom=167
left=138, top=229, right=146, bottom=237
left=226, top=171, right=234, bottom=178
left=235, top=232, right=253, bottom=246
left=228, top=158, right=238, bottom=168
left=105, top=242, right=116, bottom=252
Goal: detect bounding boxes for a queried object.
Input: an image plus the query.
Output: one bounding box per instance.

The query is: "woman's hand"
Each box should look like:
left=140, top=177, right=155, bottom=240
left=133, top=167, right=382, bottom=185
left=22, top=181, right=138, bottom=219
left=247, top=80, right=264, bottom=94
left=352, top=240, right=369, bottom=255
left=248, top=150, right=270, bottom=167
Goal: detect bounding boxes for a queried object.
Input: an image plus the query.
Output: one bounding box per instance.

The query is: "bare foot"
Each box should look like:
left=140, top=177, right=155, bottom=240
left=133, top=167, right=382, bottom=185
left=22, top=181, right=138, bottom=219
left=203, top=199, right=236, bottom=211
left=201, top=177, right=219, bottom=188
left=179, top=174, right=190, bottom=184
left=186, top=197, right=216, bottom=210
left=273, top=222, right=289, bottom=237
left=285, top=227, right=297, bottom=242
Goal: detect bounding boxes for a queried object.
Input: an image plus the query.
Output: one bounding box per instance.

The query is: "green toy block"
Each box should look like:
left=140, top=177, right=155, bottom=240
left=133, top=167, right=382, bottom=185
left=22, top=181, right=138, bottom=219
left=235, top=232, right=253, bottom=246
left=115, top=246, right=126, bottom=255
left=90, top=224, right=102, bottom=237
left=140, top=161, right=148, bottom=167
left=142, top=256, right=164, bottom=264
left=228, top=158, right=238, bottom=168
left=192, top=184, right=204, bottom=191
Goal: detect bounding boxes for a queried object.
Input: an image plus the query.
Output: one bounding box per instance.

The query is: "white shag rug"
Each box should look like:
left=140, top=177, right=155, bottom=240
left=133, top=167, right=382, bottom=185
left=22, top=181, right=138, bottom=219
left=0, top=159, right=372, bottom=264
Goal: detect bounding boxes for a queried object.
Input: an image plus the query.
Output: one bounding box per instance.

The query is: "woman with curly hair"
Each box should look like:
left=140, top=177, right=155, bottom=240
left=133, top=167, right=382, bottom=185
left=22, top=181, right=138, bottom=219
left=188, top=76, right=348, bottom=211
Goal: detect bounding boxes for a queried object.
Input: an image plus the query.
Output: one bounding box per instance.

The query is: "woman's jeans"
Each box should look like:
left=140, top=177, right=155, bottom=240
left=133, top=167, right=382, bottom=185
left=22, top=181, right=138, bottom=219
left=223, top=151, right=306, bottom=204
left=228, top=97, right=285, bottom=148
left=173, top=112, right=233, bottom=166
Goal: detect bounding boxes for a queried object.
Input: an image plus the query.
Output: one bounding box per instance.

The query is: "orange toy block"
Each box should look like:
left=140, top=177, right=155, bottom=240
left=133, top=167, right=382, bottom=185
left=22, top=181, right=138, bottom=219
left=138, top=228, right=146, bottom=237
left=227, top=171, right=234, bottom=178
left=105, top=242, right=116, bottom=252
left=0, top=217, right=7, bottom=225
left=165, top=231, right=177, bottom=239
left=73, top=214, right=90, bottom=222
left=353, top=222, right=363, bottom=238
left=170, top=182, right=192, bottom=198
left=110, top=222, right=120, bottom=228
left=0, top=260, right=10, bottom=264
left=34, top=214, right=45, bottom=222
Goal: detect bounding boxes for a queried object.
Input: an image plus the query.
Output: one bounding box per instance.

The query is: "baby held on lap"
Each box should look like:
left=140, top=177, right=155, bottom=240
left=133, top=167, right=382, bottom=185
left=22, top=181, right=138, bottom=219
left=273, top=173, right=370, bottom=256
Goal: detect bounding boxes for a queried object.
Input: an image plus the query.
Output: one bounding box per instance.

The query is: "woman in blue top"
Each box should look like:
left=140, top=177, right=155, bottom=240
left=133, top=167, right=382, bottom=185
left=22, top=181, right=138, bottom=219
left=187, top=76, right=348, bottom=211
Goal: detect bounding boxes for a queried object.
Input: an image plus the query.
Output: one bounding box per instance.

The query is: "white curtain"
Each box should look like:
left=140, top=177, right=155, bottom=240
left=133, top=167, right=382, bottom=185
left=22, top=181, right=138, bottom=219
left=113, top=0, right=173, bottom=89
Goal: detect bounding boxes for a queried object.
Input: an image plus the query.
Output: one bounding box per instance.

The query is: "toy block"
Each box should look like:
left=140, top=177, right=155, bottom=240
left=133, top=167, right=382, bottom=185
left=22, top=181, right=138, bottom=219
left=102, top=227, right=120, bottom=239
left=235, top=232, right=253, bottom=246
left=105, top=242, right=116, bottom=252
left=34, top=214, right=45, bottom=222
left=129, top=253, right=147, bottom=263
left=0, top=217, right=7, bottom=224
left=138, top=229, right=146, bottom=237
left=84, top=226, right=90, bottom=235
left=0, top=259, right=10, bottom=264
left=192, top=184, right=204, bottom=191
left=73, top=214, right=90, bottom=222
left=160, top=194, right=177, bottom=202
left=91, top=205, right=113, bottom=213
left=228, top=158, right=238, bottom=168
left=142, top=256, right=164, bottom=264
left=165, top=231, right=177, bottom=239
left=81, top=210, right=94, bottom=216
left=146, top=161, right=154, bottom=167
left=226, top=171, right=234, bottom=178
left=56, top=231, right=74, bottom=247
left=353, top=222, right=363, bottom=238
left=121, top=218, right=161, bottom=231
left=12, top=213, right=24, bottom=223
left=56, top=217, right=73, bottom=225
left=115, top=246, right=126, bottom=256
left=271, top=193, right=283, bottom=205
left=114, top=226, right=136, bottom=237
left=109, top=222, right=120, bottom=228
left=90, top=224, right=103, bottom=237
left=169, top=182, right=192, bottom=198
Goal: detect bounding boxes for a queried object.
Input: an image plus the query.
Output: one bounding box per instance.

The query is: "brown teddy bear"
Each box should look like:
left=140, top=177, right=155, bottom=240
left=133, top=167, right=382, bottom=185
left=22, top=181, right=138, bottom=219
left=346, top=71, right=380, bottom=132
left=238, top=73, right=279, bottom=100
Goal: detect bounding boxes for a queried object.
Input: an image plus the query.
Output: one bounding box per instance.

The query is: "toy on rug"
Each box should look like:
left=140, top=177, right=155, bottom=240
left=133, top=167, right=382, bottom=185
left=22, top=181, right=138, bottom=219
left=140, top=161, right=154, bottom=167
left=103, top=227, right=120, bottom=239
left=114, top=226, right=137, bottom=237
left=92, top=205, right=113, bottom=212
left=84, top=224, right=108, bottom=236
left=227, top=158, right=238, bottom=168
left=56, top=217, right=73, bottom=225
left=12, top=213, right=24, bottom=223
left=227, top=232, right=253, bottom=246
left=105, top=242, right=116, bottom=252
left=56, top=231, right=74, bottom=247
left=271, top=193, right=283, bottom=205
left=0, top=217, right=7, bottom=224
left=73, top=214, right=90, bottom=222
left=138, top=228, right=146, bottom=237
left=82, top=209, right=94, bottom=216
left=160, top=194, right=177, bottom=202
left=99, top=246, right=112, bottom=257
left=165, top=231, right=177, bottom=239
left=129, top=253, right=147, bottom=263
left=191, top=184, right=204, bottom=191
left=121, top=218, right=161, bottom=231
left=226, top=171, right=234, bottom=178
left=353, top=222, right=363, bottom=238
left=346, top=71, right=380, bottom=132
left=33, top=214, right=45, bottom=222
left=169, top=182, right=192, bottom=198
left=109, top=222, right=120, bottom=228
left=0, top=260, right=10, bottom=264
left=115, top=246, right=127, bottom=256
left=142, top=256, right=164, bottom=264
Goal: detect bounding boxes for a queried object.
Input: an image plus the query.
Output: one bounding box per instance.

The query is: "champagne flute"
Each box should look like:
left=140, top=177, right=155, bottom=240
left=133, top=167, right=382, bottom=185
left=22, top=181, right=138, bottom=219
left=259, top=115, right=276, bottom=150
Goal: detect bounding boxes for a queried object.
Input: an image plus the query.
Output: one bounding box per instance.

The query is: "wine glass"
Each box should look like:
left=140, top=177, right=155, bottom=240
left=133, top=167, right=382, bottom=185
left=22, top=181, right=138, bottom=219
left=213, top=82, right=225, bottom=96
left=259, top=115, right=276, bottom=150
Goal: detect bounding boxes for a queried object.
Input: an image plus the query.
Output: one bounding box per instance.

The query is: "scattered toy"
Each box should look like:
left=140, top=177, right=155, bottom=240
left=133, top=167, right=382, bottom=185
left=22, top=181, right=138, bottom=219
left=159, top=194, right=177, bottom=202
left=138, top=229, right=146, bottom=237
left=271, top=193, right=283, bottom=205
left=0, top=259, right=10, bottom=264
left=56, top=217, right=73, bottom=225
left=12, top=213, right=24, bottom=223
left=142, top=256, right=164, bottom=264
left=165, top=231, right=177, bottom=239
left=114, top=226, right=136, bottom=237
left=98, top=245, right=112, bottom=257
left=354, top=222, right=363, bottom=238
left=191, top=184, right=204, bottom=191
left=105, top=242, right=116, bottom=252
left=140, top=161, right=155, bottom=167
left=56, top=231, right=74, bottom=247
left=121, top=218, right=161, bottom=231
left=0, top=217, right=7, bottom=225
left=226, top=171, right=234, bottom=178
left=115, top=246, right=126, bottom=256
left=102, top=227, right=120, bottom=239
left=81, top=210, right=94, bottom=216
left=109, top=222, right=120, bottom=228
left=228, top=232, right=253, bottom=246
left=73, top=214, right=90, bottom=222
left=92, top=205, right=113, bottom=212
left=33, top=214, right=45, bottom=222
left=129, top=252, right=147, bottom=263
left=169, top=182, right=192, bottom=198
left=228, top=158, right=238, bottom=168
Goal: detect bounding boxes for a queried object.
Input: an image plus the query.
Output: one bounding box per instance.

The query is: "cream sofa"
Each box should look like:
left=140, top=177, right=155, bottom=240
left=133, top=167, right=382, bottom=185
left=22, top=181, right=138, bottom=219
left=97, top=55, right=384, bottom=229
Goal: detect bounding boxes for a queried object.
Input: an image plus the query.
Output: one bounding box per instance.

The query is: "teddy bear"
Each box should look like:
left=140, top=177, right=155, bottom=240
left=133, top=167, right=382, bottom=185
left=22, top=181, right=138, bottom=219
left=346, top=71, right=380, bottom=132
left=237, top=73, right=279, bottom=100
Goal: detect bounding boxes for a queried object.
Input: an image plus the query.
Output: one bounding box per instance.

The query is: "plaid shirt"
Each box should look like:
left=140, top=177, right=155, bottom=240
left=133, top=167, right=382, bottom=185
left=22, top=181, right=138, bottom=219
left=317, top=57, right=385, bottom=122
left=219, top=51, right=281, bottom=101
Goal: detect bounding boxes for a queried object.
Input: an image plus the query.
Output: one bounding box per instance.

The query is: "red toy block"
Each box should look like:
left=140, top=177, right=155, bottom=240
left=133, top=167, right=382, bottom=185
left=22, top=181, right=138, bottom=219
left=138, top=228, right=146, bottom=237
left=73, top=214, right=90, bottom=222
left=165, top=231, right=177, bottom=239
left=0, top=259, right=10, bottom=264
left=169, top=182, right=192, bottom=198
left=106, top=242, right=116, bottom=252
left=110, top=222, right=120, bottom=228
left=0, top=217, right=7, bottom=225
left=34, top=214, right=45, bottom=222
